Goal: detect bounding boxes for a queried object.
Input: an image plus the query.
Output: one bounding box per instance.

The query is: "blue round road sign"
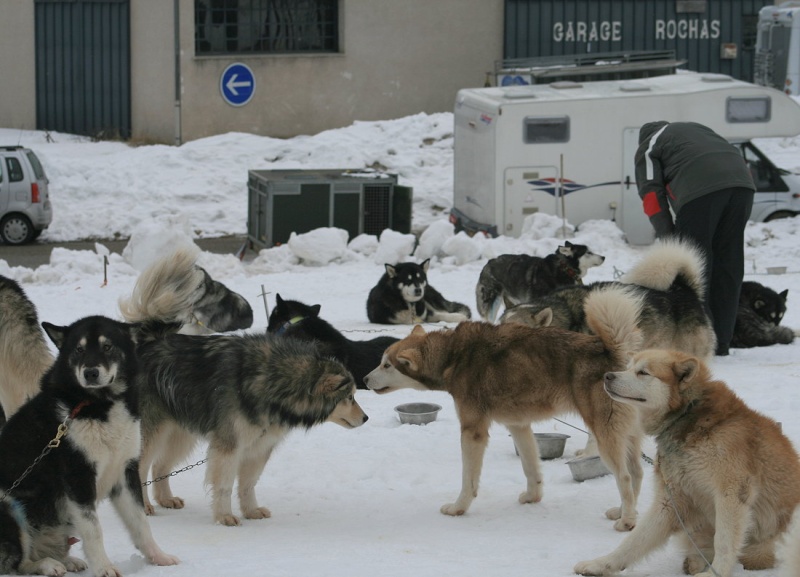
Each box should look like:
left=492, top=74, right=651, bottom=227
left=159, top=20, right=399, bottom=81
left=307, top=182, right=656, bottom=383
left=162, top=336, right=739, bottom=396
left=220, top=63, right=256, bottom=107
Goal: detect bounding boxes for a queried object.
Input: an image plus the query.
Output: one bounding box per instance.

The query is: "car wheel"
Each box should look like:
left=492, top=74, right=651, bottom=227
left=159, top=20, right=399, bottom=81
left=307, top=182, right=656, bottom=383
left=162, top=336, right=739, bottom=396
left=764, top=210, right=797, bottom=222
left=0, top=214, right=36, bottom=245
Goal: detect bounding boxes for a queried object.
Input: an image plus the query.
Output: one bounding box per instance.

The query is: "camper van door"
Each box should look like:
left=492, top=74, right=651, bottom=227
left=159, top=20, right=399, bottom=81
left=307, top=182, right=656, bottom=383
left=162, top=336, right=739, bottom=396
left=504, top=165, right=560, bottom=235
left=621, top=128, right=656, bottom=246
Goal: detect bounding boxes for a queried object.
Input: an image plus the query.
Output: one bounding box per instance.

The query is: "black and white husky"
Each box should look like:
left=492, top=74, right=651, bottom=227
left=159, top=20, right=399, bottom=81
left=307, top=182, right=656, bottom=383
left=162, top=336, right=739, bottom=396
left=0, top=316, right=178, bottom=577
left=475, top=241, right=605, bottom=322
left=366, top=259, right=472, bottom=324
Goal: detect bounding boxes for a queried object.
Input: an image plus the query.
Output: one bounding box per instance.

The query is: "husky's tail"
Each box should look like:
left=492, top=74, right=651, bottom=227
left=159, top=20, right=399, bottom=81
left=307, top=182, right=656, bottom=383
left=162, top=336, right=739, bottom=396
left=585, top=285, right=644, bottom=364
left=621, top=238, right=706, bottom=300
left=119, top=248, right=205, bottom=327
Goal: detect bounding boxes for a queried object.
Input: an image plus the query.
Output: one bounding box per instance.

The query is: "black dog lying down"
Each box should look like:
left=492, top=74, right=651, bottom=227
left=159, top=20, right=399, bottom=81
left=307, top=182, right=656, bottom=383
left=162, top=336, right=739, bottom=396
left=732, top=280, right=796, bottom=348
left=268, top=294, right=398, bottom=388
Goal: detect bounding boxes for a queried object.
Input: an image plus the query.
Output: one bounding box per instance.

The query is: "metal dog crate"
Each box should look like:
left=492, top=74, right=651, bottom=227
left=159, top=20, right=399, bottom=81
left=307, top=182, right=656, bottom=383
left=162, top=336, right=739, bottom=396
left=247, top=169, right=412, bottom=248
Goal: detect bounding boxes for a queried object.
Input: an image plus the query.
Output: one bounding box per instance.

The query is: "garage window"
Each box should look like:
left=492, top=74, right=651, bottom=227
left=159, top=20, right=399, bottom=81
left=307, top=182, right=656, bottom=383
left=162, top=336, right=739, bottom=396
left=195, top=0, right=339, bottom=55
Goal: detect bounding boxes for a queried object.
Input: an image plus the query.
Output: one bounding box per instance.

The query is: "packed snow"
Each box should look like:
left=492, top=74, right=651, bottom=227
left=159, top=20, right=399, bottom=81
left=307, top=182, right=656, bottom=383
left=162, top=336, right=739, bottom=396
left=0, top=114, right=799, bottom=577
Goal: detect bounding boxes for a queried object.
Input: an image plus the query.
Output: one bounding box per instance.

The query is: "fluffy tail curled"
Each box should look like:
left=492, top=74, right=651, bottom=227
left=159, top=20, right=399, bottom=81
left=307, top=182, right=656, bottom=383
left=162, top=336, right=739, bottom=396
left=119, top=248, right=205, bottom=327
left=584, top=285, right=644, bottom=364
left=621, top=237, right=706, bottom=299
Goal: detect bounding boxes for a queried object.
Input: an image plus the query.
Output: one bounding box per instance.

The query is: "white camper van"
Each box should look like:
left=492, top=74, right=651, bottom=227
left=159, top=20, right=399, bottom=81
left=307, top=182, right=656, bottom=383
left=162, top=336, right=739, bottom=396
left=451, top=73, right=800, bottom=245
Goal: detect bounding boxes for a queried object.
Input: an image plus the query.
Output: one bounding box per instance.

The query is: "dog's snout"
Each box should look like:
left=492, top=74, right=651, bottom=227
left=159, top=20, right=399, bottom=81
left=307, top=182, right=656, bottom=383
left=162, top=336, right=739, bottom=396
left=604, top=372, right=616, bottom=384
left=414, top=287, right=423, bottom=296
left=362, top=414, right=369, bottom=423
left=84, top=367, right=100, bottom=382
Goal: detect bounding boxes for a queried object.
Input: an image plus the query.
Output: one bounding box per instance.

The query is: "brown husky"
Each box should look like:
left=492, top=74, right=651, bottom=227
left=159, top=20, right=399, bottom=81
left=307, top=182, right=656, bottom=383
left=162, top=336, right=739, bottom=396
left=364, top=286, right=645, bottom=531
left=575, top=349, right=800, bottom=577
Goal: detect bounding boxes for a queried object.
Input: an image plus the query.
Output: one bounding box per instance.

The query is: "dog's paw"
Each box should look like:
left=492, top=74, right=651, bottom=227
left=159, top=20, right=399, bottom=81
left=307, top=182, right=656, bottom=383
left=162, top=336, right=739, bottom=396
left=604, top=506, right=621, bottom=520
left=440, top=503, right=467, bottom=516
left=216, top=513, right=242, bottom=526
left=244, top=506, right=271, bottom=520
left=573, top=557, right=616, bottom=576
left=64, top=556, right=88, bottom=572
left=518, top=488, right=542, bottom=504
left=149, top=551, right=180, bottom=566
left=683, top=556, right=710, bottom=575
left=613, top=518, right=635, bottom=532
left=26, top=558, right=67, bottom=577
left=157, top=496, right=185, bottom=510
left=143, top=503, right=156, bottom=515
left=93, top=563, right=123, bottom=577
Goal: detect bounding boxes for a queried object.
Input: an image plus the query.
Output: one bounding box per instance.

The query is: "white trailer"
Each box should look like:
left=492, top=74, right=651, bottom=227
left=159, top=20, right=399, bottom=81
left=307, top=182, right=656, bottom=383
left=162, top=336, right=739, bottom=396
left=755, top=2, right=800, bottom=96
left=451, top=73, right=800, bottom=245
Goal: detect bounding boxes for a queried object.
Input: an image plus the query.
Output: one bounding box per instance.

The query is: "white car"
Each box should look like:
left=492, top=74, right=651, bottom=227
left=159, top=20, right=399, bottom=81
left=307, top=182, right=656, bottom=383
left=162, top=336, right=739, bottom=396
left=0, top=146, right=52, bottom=244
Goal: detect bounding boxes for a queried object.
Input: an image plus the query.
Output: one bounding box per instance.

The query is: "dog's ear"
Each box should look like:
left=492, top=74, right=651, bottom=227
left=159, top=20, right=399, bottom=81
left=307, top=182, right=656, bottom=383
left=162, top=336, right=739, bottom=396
left=753, top=298, right=765, bottom=311
left=420, top=259, right=430, bottom=273
left=385, top=264, right=397, bottom=278
left=411, top=324, right=427, bottom=336
left=533, top=307, right=553, bottom=327
left=311, top=304, right=321, bottom=317
left=276, top=294, right=285, bottom=307
left=396, top=349, right=420, bottom=372
left=315, top=374, right=353, bottom=395
left=557, top=245, right=571, bottom=256
left=673, top=357, right=699, bottom=385
left=779, top=289, right=788, bottom=302
left=42, top=322, right=67, bottom=350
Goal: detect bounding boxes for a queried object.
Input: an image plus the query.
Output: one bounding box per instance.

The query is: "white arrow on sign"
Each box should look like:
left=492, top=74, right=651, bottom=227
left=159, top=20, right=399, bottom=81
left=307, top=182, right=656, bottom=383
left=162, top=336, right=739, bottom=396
left=226, top=73, right=252, bottom=96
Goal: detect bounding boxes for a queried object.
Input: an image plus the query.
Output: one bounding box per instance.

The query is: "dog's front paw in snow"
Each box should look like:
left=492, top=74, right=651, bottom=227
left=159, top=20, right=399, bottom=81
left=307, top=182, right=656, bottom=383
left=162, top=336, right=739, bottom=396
left=574, top=556, right=619, bottom=576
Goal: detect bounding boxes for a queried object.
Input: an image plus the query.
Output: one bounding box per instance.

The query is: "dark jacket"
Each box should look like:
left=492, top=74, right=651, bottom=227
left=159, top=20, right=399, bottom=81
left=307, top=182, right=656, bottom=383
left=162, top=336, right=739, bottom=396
left=635, top=121, right=755, bottom=237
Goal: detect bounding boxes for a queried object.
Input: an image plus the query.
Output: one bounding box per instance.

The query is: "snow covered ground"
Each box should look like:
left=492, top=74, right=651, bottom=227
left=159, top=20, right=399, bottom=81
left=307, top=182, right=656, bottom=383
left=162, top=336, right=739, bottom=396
left=0, top=115, right=799, bottom=577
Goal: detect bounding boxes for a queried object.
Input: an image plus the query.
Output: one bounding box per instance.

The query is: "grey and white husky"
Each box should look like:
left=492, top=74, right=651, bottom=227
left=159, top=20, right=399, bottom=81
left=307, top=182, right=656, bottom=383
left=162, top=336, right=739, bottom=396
left=122, top=256, right=368, bottom=526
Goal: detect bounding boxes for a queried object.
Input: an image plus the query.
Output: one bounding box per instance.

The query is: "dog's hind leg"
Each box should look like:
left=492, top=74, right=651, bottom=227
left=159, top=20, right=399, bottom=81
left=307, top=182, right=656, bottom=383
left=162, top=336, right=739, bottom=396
left=507, top=424, right=543, bottom=505
left=237, top=431, right=283, bottom=520
left=441, top=414, right=490, bottom=516
left=205, top=440, right=241, bottom=526
left=593, top=427, right=641, bottom=531
left=151, top=425, right=197, bottom=511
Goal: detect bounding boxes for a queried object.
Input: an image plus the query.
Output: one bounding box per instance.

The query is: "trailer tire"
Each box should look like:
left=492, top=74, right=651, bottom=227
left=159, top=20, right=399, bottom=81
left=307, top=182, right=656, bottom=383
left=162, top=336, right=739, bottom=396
left=764, top=210, right=797, bottom=222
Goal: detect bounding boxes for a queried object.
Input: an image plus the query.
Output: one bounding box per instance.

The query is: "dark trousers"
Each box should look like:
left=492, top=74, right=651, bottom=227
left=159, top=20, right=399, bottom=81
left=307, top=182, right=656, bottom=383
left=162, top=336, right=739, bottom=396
left=675, top=187, right=754, bottom=354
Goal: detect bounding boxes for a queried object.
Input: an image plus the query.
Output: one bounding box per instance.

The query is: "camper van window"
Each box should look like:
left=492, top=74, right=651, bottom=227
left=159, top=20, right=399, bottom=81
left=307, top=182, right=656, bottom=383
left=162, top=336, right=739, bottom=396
left=524, top=116, right=570, bottom=144
left=726, top=97, right=771, bottom=123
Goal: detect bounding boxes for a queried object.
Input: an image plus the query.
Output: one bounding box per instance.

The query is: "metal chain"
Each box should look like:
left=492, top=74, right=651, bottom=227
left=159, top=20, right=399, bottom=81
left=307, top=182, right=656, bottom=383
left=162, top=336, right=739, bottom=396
left=0, top=416, right=72, bottom=503
left=142, top=459, right=208, bottom=487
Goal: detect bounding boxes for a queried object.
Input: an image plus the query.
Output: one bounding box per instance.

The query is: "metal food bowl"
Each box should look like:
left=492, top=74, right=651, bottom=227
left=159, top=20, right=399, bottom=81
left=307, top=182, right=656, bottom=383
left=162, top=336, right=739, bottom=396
left=395, top=402, right=442, bottom=425
left=514, top=433, right=571, bottom=459
left=566, top=455, right=611, bottom=482
left=766, top=266, right=787, bottom=275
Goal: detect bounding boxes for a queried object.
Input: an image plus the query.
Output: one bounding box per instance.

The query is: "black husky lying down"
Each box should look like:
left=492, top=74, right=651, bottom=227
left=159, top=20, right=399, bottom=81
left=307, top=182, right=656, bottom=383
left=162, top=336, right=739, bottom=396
left=268, top=294, right=398, bottom=389
left=731, top=280, right=796, bottom=348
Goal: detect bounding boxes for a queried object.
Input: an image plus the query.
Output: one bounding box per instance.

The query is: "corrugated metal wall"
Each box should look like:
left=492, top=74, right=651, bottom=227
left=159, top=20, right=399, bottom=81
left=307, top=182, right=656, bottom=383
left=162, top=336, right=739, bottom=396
left=35, top=0, right=131, bottom=139
left=504, top=0, right=770, bottom=81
